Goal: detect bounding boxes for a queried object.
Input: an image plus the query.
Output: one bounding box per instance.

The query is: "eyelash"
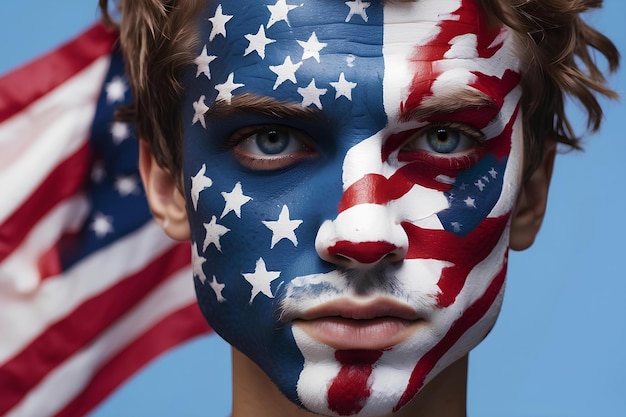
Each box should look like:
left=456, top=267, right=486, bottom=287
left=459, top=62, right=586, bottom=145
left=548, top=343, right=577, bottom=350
left=227, top=124, right=317, bottom=171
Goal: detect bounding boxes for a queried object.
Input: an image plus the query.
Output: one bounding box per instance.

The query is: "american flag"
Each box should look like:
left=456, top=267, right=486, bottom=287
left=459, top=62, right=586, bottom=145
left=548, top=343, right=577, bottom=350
left=0, top=24, right=209, bottom=417
left=185, top=0, right=522, bottom=415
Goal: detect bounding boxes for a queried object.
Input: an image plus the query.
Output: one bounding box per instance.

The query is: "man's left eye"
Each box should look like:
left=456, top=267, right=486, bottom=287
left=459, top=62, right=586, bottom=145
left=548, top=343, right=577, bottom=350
left=231, top=125, right=317, bottom=170
left=401, top=124, right=483, bottom=155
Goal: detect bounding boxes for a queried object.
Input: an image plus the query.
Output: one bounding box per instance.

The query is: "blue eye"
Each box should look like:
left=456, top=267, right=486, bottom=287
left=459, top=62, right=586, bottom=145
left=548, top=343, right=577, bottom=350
left=231, top=125, right=317, bottom=170
left=426, top=128, right=462, bottom=154
left=400, top=124, right=482, bottom=155
left=255, top=129, right=291, bottom=155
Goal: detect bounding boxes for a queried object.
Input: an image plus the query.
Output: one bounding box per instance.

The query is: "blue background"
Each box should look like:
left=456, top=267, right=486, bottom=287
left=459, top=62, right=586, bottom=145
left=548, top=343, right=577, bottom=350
left=1, top=2, right=624, bottom=416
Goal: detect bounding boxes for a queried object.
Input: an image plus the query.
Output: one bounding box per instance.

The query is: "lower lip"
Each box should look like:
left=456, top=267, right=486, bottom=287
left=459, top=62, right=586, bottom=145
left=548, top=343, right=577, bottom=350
left=294, top=317, right=422, bottom=350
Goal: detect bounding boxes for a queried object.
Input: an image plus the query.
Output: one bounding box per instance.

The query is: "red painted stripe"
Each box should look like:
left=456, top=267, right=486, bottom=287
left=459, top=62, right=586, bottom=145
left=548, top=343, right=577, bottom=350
left=53, top=304, right=211, bottom=417
left=0, top=243, right=191, bottom=415
left=329, top=241, right=399, bottom=264
left=328, top=349, right=383, bottom=416
left=0, top=142, right=90, bottom=264
left=403, top=215, right=508, bottom=307
left=337, top=163, right=453, bottom=213
left=0, top=24, right=117, bottom=124
left=393, top=259, right=507, bottom=411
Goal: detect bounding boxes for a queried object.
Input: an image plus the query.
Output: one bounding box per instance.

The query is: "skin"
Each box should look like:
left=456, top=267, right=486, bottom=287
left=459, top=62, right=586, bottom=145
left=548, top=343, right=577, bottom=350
left=138, top=0, right=555, bottom=415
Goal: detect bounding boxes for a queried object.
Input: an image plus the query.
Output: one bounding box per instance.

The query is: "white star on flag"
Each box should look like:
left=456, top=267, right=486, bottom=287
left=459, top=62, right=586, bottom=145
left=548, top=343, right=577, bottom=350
left=105, top=76, right=127, bottom=104
left=203, top=215, right=230, bottom=252
left=242, top=258, right=281, bottom=304
left=192, top=242, right=209, bottom=284
left=489, top=167, right=498, bottom=178
left=464, top=196, right=476, bottom=208
left=269, top=56, right=302, bottom=90
left=475, top=179, right=486, bottom=191
left=192, top=95, right=210, bottom=128
left=110, top=121, right=130, bottom=144
left=208, top=4, right=233, bottom=41
left=267, top=0, right=300, bottom=28
left=220, top=182, right=252, bottom=219
left=190, top=163, right=213, bottom=211
left=194, top=45, right=217, bottom=79
left=90, top=212, right=114, bottom=238
left=114, top=175, right=140, bottom=197
left=215, top=72, right=245, bottom=104
left=297, top=32, right=327, bottom=63
left=209, top=276, right=226, bottom=303
left=262, top=205, right=303, bottom=249
left=345, top=0, right=371, bottom=22
left=244, top=25, right=276, bottom=59
left=330, top=72, right=357, bottom=100
left=298, top=78, right=327, bottom=109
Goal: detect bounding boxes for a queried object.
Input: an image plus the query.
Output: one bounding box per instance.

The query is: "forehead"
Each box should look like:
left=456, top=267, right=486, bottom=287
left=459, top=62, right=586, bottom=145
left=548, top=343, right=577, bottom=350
left=188, top=0, right=520, bottom=128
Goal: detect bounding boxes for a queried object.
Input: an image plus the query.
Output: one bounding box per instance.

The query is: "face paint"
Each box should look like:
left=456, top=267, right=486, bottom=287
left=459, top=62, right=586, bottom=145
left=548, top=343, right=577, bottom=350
left=181, top=0, right=523, bottom=415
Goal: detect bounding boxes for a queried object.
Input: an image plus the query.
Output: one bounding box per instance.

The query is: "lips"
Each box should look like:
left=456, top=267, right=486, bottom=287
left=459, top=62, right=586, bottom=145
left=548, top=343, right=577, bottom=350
left=292, top=299, right=425, bottom=350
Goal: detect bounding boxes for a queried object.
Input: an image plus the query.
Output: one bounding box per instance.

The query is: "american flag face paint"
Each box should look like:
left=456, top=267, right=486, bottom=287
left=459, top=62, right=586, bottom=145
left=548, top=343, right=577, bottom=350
left=182, top=0, right=523, bottom=415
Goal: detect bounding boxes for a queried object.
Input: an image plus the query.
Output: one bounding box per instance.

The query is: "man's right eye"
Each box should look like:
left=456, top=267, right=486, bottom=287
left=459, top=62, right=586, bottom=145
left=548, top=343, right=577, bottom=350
left=230, top=125, right=318, bottom=170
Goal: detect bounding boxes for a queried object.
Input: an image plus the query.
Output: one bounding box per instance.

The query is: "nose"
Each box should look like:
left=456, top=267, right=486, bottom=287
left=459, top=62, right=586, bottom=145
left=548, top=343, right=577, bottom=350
left=315, top=204, right=408, bottom=269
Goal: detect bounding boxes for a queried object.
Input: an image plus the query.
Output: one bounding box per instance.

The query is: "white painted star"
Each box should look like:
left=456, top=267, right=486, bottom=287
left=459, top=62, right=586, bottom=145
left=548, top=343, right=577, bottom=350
left=220, top=182, right=252, bottom=219
left=297, top=32, right=327, bottom=62
left=242, top=258, right=281, bottom=304
left=110, top=121, right=130, bottom=144
left=451, top=222, right=463, bottom=233
left=208, top=4, right=233, bottom=41
left=203, top=215, right=230, bottom=252
left=244, top=25, right=275, bottom=59
left=114, top=175, right=140, bottom=197
left=269, top=56, right=302, bottom=90
left=489, top=167, right=498, bottom=179
left=464, top=196, right=477, bottom=208
left=194, top=45, right=217, bottom=79
left=475, top=179, right=486, bottom=191
left=192, top=242, right=208, bottom=284
left=215, top=73, right=245, bottom=104
left=262, top=205, right=303, bottom=249
left=105, top=76, right=127, bottom=104
left=330, top=72, right=357, bottom=100
left=90, top=212, right=113, bottom=238
left=190, top=164, right=213, bottom=211
left=192, top=95, right=210, bottom=128
left=298, top=78, right=327, bottom=109
left=209, top=276, right=226, bottom=303
left=267, top=0, right=300, bottom=28
left=345, top=0, right=370, bottom=22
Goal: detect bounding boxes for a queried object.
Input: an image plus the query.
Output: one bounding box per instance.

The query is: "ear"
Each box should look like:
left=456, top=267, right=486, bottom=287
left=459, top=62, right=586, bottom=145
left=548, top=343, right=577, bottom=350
left=509, top=142, right=556, bottom=251
left=138, top=140, right=190, bottom=241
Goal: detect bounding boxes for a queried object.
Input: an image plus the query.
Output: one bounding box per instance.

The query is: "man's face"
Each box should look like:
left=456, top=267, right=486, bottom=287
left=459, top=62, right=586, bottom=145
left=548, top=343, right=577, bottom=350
left=182, top=0, right=523, bottom=415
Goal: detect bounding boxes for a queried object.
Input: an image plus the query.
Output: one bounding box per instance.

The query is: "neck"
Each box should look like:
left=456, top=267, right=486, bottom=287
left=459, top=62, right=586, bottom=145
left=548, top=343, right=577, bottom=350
left=230, top=348, right=468, bottom=417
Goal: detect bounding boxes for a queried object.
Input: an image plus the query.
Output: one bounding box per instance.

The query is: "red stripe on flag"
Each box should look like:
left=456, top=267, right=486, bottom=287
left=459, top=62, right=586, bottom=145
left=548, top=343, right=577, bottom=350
left=0, top=243, right=191, bottom=415
left=0, top=24, right=118, bottom=123
left=0, top=142, right=90, bottom=264
left=53, top=303, right=211, bottom=417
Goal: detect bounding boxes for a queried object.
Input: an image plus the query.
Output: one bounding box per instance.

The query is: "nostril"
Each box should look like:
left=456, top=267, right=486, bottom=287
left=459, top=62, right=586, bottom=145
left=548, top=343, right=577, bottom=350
left=328, top=241, right=401, bottom=265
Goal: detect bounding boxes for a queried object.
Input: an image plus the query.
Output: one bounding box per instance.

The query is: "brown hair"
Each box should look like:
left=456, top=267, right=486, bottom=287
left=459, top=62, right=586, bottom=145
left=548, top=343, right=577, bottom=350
left=100, top=0, right=620, bottom=179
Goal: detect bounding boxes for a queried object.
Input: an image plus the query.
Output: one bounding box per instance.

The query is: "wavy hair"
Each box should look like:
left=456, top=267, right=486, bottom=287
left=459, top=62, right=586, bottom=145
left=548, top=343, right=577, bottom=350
left=100, top=0, right=620, bottom=179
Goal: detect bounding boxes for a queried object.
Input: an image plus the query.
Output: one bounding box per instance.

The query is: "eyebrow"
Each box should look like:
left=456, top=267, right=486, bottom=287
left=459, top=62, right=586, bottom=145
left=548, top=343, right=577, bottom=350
left=399, top=86, right=497, bottom=122
left=205, top=93, right=323, bottom=121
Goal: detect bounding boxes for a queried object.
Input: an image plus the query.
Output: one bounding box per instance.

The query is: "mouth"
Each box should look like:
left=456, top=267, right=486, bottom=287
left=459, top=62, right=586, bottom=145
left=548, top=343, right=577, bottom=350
left=292, top=299, right=425, bottom=350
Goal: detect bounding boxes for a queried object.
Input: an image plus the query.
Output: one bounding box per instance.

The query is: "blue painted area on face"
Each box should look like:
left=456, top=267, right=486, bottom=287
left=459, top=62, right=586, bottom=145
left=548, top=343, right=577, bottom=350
left=438, top=154, right=508, bottom=236
left=182, top=0, right=387, bottom=405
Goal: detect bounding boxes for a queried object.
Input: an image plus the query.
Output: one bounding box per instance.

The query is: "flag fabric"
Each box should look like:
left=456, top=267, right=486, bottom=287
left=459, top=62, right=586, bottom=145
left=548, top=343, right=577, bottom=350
left=0, top=23, right=210, bottom=417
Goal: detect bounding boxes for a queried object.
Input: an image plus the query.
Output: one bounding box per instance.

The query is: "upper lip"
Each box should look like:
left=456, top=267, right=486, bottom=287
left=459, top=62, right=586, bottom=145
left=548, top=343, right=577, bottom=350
left=294, top=298, right=422, bottom=321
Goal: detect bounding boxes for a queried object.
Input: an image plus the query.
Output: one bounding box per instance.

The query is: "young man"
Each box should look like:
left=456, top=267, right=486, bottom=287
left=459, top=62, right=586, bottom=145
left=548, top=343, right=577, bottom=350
left=101, top=0, right=618, bottom=415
